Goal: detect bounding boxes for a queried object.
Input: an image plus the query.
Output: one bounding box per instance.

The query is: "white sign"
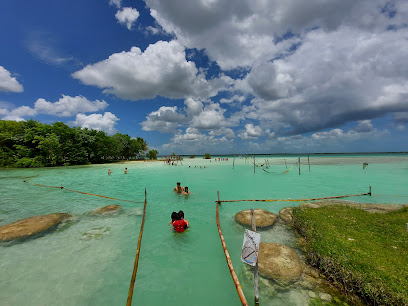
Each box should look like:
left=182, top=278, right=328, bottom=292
left=241, top=229, right=261, bottom=266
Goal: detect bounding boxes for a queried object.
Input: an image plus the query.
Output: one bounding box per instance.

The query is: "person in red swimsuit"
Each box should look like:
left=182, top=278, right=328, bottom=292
left=172, top=211, right=189, bottom=233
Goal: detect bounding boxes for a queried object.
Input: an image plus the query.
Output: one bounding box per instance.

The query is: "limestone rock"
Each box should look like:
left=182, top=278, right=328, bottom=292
left=91, top=205, right=122, bottom=216
left=279, top=207, right=294, bottom=224
left=235, top=209, right=278, bottom=228
left=0, top=213, right=72, bottom=241
left=319, top=292, right=332, bottom=302
left=299, top=203, right=321, bottom=209
left=258, top=243, right=304, bottom=285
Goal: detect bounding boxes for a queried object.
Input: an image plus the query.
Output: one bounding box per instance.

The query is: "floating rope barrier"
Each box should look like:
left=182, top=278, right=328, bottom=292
left=127, top=189, right=147, bottom=306
left=215, top=191, right=371, bottom=203
left=24, top=175, right=144, bottom=204
left=216, top=193, right=249, bottom=306
left=282, top=161, right=298, bottom=174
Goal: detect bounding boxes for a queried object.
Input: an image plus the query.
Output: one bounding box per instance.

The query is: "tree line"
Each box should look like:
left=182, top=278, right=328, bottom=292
left=0, top=120, right=150, bottom=167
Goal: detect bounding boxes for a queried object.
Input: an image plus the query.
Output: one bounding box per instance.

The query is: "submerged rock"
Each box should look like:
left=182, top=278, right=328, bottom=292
left=91, top=205, right=122, bottom=216
left=279, top=207, right=294, bottom=225
left=235, top=209, right=278, bottom=228
left=0, top=213, right=72, bottom=241
left=258, top=243, right=304, bottom=286
left=81, top=227, right=111, bottom=240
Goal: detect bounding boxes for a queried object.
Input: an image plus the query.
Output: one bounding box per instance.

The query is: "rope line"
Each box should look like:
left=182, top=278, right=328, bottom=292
left=216, top=200, right=249, bottom=306
left=216, top=192, right=370, bottom=203
left=24, top=176, right=144, bottom=204
left=127, top=189, right=147, bottom=306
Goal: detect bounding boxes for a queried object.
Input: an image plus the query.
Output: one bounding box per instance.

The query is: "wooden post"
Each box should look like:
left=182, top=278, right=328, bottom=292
left=308, top=154, right=310, bottom=172
left=298, top=157, right=301, bottom=175
left=233, top=155, right=235, bottom=169
left=284, top=159, right=287, bottom=169
left=253, top=156, right=255, bottom=174
left=369, top=186, right=372, bottom=196
left=250, top=209, right=259, bottom=305
left=217, top=190, right=221, bottom=205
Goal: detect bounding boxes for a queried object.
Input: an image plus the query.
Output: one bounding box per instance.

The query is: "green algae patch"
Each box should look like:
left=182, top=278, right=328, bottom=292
left=293, top=205, right=408, bottom=305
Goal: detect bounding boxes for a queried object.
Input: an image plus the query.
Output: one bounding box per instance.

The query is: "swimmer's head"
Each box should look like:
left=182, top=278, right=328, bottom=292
left=178, top=210, right=184, bottom=219
left=177, top=182, right=181, bottom=186
left=184, top=187, right=189, bottom=192
left=171, top=211, right=178, bottom=221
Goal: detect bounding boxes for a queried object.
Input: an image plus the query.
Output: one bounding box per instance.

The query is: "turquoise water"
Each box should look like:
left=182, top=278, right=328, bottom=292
left=1, top=154, right=407, bottom=305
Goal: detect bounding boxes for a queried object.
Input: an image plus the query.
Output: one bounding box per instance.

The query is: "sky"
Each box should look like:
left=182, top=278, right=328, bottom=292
left=1, top=0, right=408, bottom=155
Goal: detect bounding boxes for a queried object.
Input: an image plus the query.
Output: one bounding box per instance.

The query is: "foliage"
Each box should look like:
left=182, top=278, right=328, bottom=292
left=189, top=155, right=195, bottom=158
left=146, top=149, right=158, bottom=160
left=0, top=120, right=149, bottom=168
left=293, top=205, right=408, bottom=306
left=204, top=152, right=211, bottom=159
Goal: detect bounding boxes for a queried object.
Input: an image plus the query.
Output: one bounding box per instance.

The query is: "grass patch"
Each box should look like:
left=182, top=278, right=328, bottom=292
left=293, top=205, right=408, bottom=305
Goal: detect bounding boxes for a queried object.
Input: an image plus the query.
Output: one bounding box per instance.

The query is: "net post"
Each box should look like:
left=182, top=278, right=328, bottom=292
left=253, top=156, right=255, bottom=174
left=217, top=190, right=221, bottom=206
left=369, top=186, right=372, bottom=196
left=145, top=188, right=147, bottom=202
left=298, top=157, right=301, bottom=175
left=308, top=154, right=310, bottom=172
left=250, top=209, right=260, bottom=305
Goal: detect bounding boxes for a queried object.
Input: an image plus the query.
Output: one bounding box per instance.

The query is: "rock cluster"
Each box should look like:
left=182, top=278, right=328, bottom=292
left=0, top=213, right=71, bottom=241
left=90, top=204, right=122, bottom=216
left=235, top=209, right=278, bottom=228
left=257, top=242, right=304, bottom=285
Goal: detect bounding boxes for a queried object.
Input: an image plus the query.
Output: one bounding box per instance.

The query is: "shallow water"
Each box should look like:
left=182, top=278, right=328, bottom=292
left=1, top=154, right=407, bottom=305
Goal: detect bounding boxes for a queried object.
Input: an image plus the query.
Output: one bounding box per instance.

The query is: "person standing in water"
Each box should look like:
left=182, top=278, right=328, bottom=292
left=169, top=211, right=178, bottom=225
left=172, top=212, right=189, bottom=233
left=182, top=186, right=191, bottom=195
left=108, top=169, right=112, bottom=175
left=173, top=182, right=184, bottom=193
left=178, top=210, right=190, bottom=228
left=124, top=168, right=128, bottom=174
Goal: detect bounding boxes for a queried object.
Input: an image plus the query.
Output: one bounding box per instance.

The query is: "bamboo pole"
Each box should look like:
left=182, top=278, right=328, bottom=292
left=369, top=186, right=372, bottom=196
left=250, top=209, right=259, bottom=305
left=126, top=188, right=148, bottom=306
left=253, top=156, right=255, bottom=174
left=216, top=191, right=249, bottom=306
left=298, top=157, right=301, bottom=175
left=308, top=154, right=310, bottom=172
left=233, top=155, right=235, bottom=169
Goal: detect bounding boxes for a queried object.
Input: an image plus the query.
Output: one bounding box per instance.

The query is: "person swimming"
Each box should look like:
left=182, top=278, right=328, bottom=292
left=182, top=186, right=191, bottom=195
left=173, top=182, right=184, bottom=193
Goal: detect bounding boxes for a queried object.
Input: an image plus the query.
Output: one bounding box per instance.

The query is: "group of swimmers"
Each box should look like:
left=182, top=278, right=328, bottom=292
left=107, top=168, right=127, bottom=175
left=173, top=182, right=190, bottom=195
left=169, top=210, right=189, bottom=233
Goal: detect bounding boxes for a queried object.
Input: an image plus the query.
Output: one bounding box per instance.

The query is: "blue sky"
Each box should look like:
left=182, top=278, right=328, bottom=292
left=1, top=0, right=408, bottom=154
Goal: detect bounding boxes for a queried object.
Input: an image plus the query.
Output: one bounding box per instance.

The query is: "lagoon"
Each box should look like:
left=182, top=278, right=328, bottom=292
left=1, top=154, right=407, bottom=305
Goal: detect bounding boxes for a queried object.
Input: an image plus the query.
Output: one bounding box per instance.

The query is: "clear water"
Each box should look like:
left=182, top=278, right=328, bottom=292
left=1, top=154, right=407, bottom=305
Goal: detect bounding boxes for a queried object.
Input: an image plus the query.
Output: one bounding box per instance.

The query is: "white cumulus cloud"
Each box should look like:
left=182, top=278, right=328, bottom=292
left=72, top=40, right=233, bottom=101
left=34, top=95, right=108, bottom=117
left=115, top=7, right=140, bottom=30
left=72, top=112, right=119, bottom=135
left=0, top=66, right=23, bottom=93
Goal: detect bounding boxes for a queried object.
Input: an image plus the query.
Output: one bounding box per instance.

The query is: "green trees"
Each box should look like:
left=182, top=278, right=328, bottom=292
left=0, top=120, right=149, bottom=167
left=146, top=150, right=158, bottom=160
left=204, top=153, right=211, bottom=159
